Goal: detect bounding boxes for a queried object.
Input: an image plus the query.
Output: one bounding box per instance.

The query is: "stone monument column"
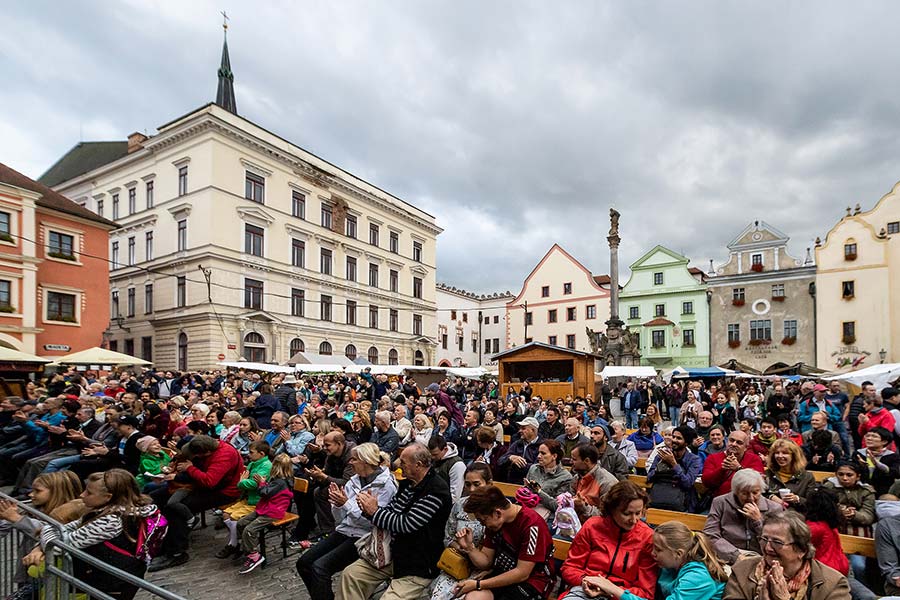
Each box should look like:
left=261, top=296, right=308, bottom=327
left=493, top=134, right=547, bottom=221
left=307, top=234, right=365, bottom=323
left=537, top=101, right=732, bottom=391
left=608, top=209, right=622, bottom=325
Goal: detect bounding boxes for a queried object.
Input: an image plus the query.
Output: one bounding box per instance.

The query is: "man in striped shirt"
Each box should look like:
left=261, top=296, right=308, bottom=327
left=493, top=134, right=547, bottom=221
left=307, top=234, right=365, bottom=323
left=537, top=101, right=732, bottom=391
left=341, top=442, right=452, bottom=600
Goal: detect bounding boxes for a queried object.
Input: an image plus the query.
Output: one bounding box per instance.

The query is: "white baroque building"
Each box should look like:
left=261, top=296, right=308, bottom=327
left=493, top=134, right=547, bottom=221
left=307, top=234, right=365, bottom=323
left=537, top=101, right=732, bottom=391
left=435, top=284, right=513, bottom=368
left=39, top=36, right=441, bottom=370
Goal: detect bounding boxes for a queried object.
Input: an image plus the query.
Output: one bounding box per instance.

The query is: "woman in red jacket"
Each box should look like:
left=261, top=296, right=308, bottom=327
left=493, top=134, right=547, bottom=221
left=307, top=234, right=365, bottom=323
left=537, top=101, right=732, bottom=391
left=560, top=481, right=658, bottom=600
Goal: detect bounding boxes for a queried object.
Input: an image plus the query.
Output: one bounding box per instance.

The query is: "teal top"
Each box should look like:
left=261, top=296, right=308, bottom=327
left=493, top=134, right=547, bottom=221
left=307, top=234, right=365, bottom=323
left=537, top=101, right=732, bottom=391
left=621, top=561, right=725, bottom=600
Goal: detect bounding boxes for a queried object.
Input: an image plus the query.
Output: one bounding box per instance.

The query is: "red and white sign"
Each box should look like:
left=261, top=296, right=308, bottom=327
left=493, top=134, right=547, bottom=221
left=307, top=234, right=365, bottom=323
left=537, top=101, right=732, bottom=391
left=217, top=353, right=226, bottom=360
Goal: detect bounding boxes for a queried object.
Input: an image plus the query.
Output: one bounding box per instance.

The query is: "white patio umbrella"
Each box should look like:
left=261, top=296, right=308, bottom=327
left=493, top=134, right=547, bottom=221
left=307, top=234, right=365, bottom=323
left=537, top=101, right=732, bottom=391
left=51, top=346, right=151, bottom=367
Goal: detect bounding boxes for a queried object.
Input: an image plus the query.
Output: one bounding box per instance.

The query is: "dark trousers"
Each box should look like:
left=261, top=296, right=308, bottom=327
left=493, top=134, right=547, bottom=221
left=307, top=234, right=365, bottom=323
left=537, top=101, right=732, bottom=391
left=295, top=531, right=358, bottom=600
left=150, top=486, right=237, bottom=555
left=292, top=486, right=317, bottom=541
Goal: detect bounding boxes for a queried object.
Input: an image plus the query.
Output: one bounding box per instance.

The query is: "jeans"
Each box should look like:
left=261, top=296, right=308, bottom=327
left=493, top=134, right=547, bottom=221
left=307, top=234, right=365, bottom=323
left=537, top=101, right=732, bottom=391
left=833, top=421, right=852, bottom=456
left=45, top=453, right=83, bottom=473
left=669, top=406, right=680, bottom=426
left=625, top=409, right=639, bottom=429
left=296, top=531, right=359, bottom=600
left=150, top=486, right=237, bottom=556
left=846, top=560, right=876, bottom=600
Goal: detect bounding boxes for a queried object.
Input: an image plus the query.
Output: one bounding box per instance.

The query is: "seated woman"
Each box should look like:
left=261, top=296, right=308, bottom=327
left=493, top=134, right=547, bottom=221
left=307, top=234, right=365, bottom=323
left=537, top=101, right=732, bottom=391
left=472, top=426, right=507, bottom=474
left=295, top=442, right=397, bottom=600
left=560, top=481, right=658, bottom=600
left=627, top=418, right=664, bottom=459
left=764, top=438, right=816, bottom=509
left=724, top=510, right=851, bottom=600
left=430, top=463, right=492, bottom=600
left=703, top=468, right=784, bottom=564
left=432, top=410, right=460, bottom=446
left=823, top=461, right=876, bottom=537
left=523, top=439, right=574, bottom=518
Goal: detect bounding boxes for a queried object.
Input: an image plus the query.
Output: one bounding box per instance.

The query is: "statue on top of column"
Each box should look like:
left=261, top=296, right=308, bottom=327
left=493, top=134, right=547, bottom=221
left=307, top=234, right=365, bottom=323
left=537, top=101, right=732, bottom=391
left=609, top=208, right=620, bottom=237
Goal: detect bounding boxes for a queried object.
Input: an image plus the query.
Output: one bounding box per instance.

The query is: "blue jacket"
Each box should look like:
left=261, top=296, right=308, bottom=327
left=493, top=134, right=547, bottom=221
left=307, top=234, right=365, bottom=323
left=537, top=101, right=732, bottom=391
left=647, top=449, right=703, bottom=511
left=797, top=397, right=842, bottom=432
left=622, top=561, right=725, bottom=600
left=628, top=430, right=663, bottom=451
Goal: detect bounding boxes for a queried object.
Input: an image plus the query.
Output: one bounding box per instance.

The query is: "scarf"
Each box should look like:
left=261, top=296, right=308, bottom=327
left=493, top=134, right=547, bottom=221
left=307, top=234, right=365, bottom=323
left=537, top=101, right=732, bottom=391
left=757, top=432, right=778, bottom=448
left=754, top=559, right=811, bottom=600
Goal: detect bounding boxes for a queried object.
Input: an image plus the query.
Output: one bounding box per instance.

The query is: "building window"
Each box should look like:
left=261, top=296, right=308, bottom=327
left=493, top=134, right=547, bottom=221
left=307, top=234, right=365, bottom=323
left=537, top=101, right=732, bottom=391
left=682, top=301, right=693, bottom=314
left=525, top=311, right=533, bottom=326
left=842, top=281, right=855, bottom=299
left=413, top=313, right=422, bottom=335
left=751, top=253, right=762, bottom=266
left=629, top=306, right=639, bottom=319
left=141, top=336, right=152, bottom=362
left=320, top=248, right=332, bottom=275
left=111, top=291, right=120, bottom=317
left=367, top=346, right=379, bottom=364
left=47, top=291, right=76, bottom=322
left=413, top=277, right=422, bottom=299
left=289, top=338, right=305, bottom=356
left=318, top=341, right=332, bottom=356
left=548, top=335, right=557, bottom=346
left=842, top=321, right=856, bottom=343
left=242, top=334, right=265, bottom=362
left=111, top=242, right=119, bottom=267
left=654, top=304, right=666, bottom=317
left=177, top=333, right=188, bottom=371
left=177, top=166, right=188, bottom=196
left=733, top=288, right=745, bottom=301
left=548, top=309, right=557, bottom=323
left=146, top=181, right=154, bottom=208
left=128, top=187, right=136, bottom=215
left=844, top=243, right=857, bottom=260
left=566, top=307, right=577, bottom=321
left=457, top=335, right=464, bottom=351
left=145, top=231, right=154, bottom=261
left=392, top=349, right=401, bottom=365
left=320, top=295, right=332, bottom=321
left=386, top=231, right=398, bottom=254
left=784, top=319, right=797, bottom=339
left=176, top=276, right=186, bottom=307
left=651, top=330, right=665, bottom=348
left=96, top=200, right=103, bottom=217
left=127, top=236, right=135, bottom=266
left=244, top=224, right=264, bottom=256
left=772, top=283, right=785, bottom=298
left=541, top=285, right=550, bottom=298
left=566, top=334, right=576, bottom=349
left=346, top=256, right=357, bottom=281
left=244, top=278, right=263, bottom=310
left=451, top=310, right=457, bottom=320
left=345, top=344, right=357, bottom=360
left=144, top=283, right=153, bottom=314
left=483, top=338, right=490, bottom=353
left=291, top=239, right=305, bottom=268
left=889, top=222, right=900, bottom=235
left=346, top=214, right=357, bottom=239
left=321, top=204, right=333, bottom=229
left=0, top=280, right=11, bottom=310
left=0, top=212, right=9, bottom=239
left=124, top=339, right=134, bottom=357
left=563, top=282, right=572, bottom=295
left=412, top=241, right=422, bottom=262
left=683, top=328, right=695, bottom=346
left=112, top=194, right=119, bottom=220
left=493, top=315, right=499, bottom=324
left=369, top=224, right=379, bottom=246
left=368, top=263, right=379, bottom=287
left=369, top=305, right=379, bottom=329
left=48, top=232, right=75, bottom=259
left=586, top=305, right=596, bottom=319
left=177, top=219, right=187, bottom=251
left=292, top=191, right=306, bottom=219
left=750, top=319, right=772, bottom=341
left=291, top=289, right=305, bottom=317
left=389, top=270, right=399, bottom=293
left=653, top=272, right=664, bottom=285
left=443, top=334, right=449, bottom=350
left=472, top=337, right=478, bottom=354
left=245, top=172, right=265, bottom=203
left=126, top=287, right=135, bottom=317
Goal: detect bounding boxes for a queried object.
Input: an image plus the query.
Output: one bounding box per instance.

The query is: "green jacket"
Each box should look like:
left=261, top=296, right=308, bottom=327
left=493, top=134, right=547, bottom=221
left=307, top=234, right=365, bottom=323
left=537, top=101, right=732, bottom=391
left=238, top=456, right=272, bottom=505
left=823, top=480, right=876, bottom=527
left=137, top=451, right=172, bottom=488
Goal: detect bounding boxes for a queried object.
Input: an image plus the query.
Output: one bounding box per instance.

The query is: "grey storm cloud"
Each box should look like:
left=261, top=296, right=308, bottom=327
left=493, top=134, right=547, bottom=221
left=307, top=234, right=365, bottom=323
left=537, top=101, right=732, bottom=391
left=4, top=1, right=900, bottom=294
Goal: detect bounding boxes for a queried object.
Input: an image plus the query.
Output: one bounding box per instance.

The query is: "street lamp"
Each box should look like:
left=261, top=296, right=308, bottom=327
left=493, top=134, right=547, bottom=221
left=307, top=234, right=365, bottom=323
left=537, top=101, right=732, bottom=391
left=880, top=348, right=887, bottom=364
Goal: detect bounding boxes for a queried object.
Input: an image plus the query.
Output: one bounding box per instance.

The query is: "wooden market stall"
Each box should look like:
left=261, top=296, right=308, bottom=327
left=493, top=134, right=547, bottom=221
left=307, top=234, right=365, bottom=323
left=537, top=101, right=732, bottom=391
left=493, top=342, right=600, bottom=400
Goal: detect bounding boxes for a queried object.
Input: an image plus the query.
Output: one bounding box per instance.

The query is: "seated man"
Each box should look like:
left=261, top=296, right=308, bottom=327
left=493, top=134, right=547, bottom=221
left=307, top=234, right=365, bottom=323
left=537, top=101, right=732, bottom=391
left=555, top=417, right=589, bottom=463
left=570, top=443, right=618, bottom=521
left=498, top=417, right=542, bottom=484
left=371, top=410, right=400, bottom=458
left=701, top=430, right=764, bottom=497
left=748, top=417, right=781, bottom=460
left=646, top=426, right=702, bottom=512
left=451, top=485, right=555, bottom=600
left=801, top=411, right=841, bottom=449
left=803, top=429, right=842, bottom=472
left=589, top=423, right=629, bottom=481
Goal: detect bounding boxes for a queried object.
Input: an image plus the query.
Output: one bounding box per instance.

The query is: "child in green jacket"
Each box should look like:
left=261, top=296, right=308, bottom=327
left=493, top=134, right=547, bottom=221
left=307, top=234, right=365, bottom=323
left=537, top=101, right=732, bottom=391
left=217, top=440, right=272, bottom=558
left=135, top=436, right=172, bottom=489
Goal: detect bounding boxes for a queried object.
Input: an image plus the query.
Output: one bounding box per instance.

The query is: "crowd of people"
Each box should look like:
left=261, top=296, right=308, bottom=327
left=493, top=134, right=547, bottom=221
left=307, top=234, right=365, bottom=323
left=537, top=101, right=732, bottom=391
left=2, top=367, right=900, bottom=600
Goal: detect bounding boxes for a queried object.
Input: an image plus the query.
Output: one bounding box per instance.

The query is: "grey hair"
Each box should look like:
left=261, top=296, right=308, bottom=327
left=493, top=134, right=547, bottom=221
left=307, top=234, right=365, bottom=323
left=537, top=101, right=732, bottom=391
left=610, top=420, right=626, bottom=432
left=660, top=425, right=675, bottom=435
left=764, top=510, right=815, bottom=560
left=375, top=410, right=392, bottom=424
left=731, top=468, right=765, bottom=493
left=405, top=442, right=433, bottom=468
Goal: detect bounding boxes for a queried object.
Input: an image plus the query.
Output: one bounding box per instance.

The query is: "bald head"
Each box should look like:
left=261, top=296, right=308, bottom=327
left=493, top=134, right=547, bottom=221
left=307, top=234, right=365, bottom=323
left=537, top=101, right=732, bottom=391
left=323, top=431, right=346, bottom=456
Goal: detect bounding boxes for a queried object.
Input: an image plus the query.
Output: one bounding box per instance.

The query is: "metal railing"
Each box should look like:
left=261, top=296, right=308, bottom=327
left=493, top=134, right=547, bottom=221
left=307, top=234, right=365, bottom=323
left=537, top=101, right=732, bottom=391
left=0, top=492, right=187, bottom=600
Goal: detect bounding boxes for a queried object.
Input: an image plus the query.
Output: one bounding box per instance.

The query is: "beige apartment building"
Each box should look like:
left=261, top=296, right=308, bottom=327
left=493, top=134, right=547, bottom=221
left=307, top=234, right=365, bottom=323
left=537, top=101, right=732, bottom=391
left=39, top=39, right=440, bottom=370
left=435, top=284, right=512, bottom=368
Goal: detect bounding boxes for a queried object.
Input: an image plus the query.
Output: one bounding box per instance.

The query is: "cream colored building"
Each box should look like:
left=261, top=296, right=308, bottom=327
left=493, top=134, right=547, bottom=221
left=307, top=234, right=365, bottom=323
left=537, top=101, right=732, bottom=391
left=506, top=244, right=611, bottom=352
left=816, top=188, right=900, bottom=370
left=436, top=284, right=512, bottom=368
left=39, top=40, right=441, bottom=370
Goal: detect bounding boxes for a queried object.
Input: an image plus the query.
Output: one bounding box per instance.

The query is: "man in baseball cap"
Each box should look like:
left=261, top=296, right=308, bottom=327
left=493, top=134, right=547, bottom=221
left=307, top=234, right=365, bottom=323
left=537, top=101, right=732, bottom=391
left=497, top=416, right=542, bottom=484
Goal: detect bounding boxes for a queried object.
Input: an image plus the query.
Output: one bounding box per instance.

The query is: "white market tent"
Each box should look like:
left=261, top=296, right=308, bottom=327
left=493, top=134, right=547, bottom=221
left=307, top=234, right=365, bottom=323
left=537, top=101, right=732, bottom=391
left=0, top=347, right=52, bottom=364
left=664, top=366, right=738, bottom=381
left=446, top=367, right=489, bottom=379
left=344, top=364, right=405, bottom=375
left=51, top=347, right=151, bottom=367
left=598, top=366, right=658, bottom=379
left=824, top=363, right=900, bottom=389
left=216, top=361, right=295, bottom=374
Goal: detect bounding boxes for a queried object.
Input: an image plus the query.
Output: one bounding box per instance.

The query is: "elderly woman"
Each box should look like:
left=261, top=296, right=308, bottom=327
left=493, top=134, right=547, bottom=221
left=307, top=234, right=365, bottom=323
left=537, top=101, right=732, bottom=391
left=284, top=415, right=315, bottom=458
left=703, top=468, right=784, bottom=564
left=723, top=511, right=850, bottom=600
left=219, top=411, right=243, bottom=445
left=523, top=439, right=574, bottom=515
left=408, top=414, right=434, bottom=446
left=764, top=439, right=816, bottom=508
left=628, top=418, right=664, bottom=458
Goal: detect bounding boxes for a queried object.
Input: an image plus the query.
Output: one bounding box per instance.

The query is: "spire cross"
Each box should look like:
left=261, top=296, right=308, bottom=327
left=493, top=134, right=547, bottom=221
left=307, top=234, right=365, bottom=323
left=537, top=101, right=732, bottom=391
left=221, top=11, right=229, bottom=31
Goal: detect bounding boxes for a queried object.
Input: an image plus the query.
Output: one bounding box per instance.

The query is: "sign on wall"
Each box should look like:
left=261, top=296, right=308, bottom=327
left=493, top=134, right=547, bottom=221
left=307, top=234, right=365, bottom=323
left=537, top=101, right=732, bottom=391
left=43, top=344, right=71, bottom=351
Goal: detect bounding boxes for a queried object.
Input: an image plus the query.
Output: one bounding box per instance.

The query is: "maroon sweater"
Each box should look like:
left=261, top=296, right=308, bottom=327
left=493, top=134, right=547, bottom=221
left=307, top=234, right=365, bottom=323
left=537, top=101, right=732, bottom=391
left=185, top=441, right=243, bottom=498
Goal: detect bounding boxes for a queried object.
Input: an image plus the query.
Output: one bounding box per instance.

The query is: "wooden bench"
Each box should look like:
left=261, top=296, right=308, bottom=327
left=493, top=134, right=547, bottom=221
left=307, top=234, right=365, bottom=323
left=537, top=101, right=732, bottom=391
left=258, top=478, right=309, bottom=566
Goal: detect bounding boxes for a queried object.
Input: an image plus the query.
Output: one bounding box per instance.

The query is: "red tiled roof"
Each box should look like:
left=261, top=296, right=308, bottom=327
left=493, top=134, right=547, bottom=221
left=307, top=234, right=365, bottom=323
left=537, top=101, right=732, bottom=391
left=642, top=317, right=675, bottom=327
left=593, top=274, right=611, bottom=285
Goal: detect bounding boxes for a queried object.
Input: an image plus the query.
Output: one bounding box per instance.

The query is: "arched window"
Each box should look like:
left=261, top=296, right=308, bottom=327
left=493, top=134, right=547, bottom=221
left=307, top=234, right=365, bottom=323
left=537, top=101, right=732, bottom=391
left=319, top=341, right=333, bottom=355
left=177, top=332, right=188, bottom=371
left=289, top=338, right=305, bottom=356
left=243, top=331, right=266, bottom=362
left=414, top=350, right=424, bottom=366
left=367, top=346, right=379, bottom=365
left=388, top=348, right=399, bottom=365
left=345, top=344, right=357, bottom=361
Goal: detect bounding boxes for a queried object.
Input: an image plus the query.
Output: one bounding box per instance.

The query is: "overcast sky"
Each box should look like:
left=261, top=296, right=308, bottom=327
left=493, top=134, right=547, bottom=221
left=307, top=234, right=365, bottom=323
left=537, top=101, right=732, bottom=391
left=4, top=1, right=900, bottom=294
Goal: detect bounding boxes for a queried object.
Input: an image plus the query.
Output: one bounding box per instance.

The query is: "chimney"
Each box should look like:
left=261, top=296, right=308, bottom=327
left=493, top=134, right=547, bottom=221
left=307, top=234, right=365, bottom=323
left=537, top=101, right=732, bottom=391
left=127, top=132, right=148, bottom=154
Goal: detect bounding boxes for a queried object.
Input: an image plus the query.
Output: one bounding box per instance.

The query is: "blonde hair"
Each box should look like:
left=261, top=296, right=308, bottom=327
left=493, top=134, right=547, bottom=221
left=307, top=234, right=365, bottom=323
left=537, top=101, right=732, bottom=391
left=168, top=395, right=186, bottom=408
left=269, top=454, right=294, bottom=480
left=767, top=438, right=807, bottom=473
left=654, top=521, right=728, bottom=582
left=32, top=471, right=83, bottom=514
left=353, top=442, right=390, bottom=468
left=414, top=414, right=433, bottom=429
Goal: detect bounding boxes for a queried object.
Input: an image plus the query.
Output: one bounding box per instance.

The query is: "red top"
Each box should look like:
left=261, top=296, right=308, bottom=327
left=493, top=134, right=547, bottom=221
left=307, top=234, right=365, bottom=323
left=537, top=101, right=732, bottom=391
left=859, top=409, right=897, bottom=449
left=483, top=506, right=554, bottom=594
left=807, top=520, right=848, bottom=575
left=185, top=441, right=243, bottom=498
left=701, top=450, right=765, bottom=497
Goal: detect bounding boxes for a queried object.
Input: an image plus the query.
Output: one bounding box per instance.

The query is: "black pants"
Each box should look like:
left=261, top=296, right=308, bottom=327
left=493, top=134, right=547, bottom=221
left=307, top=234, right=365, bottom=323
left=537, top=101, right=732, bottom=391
left=150, top=486, right=237, bottom=555
left=295, top=531, right=359, bottom=600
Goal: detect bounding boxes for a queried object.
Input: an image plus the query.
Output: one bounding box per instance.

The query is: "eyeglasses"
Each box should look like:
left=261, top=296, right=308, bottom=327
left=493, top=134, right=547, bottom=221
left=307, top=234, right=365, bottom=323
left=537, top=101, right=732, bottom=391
left=760, top=536, right=793, bottom=550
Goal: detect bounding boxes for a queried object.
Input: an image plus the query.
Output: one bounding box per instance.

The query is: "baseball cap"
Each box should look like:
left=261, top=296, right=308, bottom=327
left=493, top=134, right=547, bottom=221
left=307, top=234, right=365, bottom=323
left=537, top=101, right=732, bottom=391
left=518, top=417, right=540, bottom=429
left=813, top=384, right=828, bottom=393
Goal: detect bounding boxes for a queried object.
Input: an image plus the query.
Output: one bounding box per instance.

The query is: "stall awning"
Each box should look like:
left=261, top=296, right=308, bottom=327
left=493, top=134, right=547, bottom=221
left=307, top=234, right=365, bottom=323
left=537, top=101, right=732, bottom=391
left=598, top=366, right=658, bottom=379
left=824, top=363, right=900, bottom=389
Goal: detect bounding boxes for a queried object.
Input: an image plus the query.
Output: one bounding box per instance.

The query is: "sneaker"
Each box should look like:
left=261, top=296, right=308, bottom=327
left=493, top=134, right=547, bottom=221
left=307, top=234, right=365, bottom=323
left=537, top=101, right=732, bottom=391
left=288, top=540, right=312, bottom=551
left=239, top=553, right=265, bottom=574
left=147, top=553, right=190, bottom=573
left=215, top=545, right=239, bottom=559
left=186, top=515, right=199, bottom=530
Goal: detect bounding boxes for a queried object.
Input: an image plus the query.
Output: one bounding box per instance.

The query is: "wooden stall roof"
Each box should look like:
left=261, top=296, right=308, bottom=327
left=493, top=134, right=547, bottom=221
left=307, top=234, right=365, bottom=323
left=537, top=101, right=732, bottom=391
left=491, top=341, right=601, bottom=362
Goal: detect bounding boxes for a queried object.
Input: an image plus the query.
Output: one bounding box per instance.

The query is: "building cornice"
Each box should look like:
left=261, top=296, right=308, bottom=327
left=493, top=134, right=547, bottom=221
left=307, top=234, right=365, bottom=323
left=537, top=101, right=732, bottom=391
left=707, top=265, right=816, bottom=286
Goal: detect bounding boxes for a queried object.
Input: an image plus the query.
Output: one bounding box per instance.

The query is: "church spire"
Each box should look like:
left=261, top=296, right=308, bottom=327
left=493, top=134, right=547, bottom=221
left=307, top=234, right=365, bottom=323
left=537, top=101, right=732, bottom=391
left=215, top=12, right=237, bottom=115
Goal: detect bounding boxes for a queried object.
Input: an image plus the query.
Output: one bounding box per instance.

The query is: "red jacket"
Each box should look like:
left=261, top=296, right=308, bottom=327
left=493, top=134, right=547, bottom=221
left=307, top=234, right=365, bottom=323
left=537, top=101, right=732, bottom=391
left=561, top=515, right=658, bottom=600
left=701, top=450, right=764, bottom=497
left=859, top=409, right=897, bottom=448
left=185, top=441, right=243, bottom=498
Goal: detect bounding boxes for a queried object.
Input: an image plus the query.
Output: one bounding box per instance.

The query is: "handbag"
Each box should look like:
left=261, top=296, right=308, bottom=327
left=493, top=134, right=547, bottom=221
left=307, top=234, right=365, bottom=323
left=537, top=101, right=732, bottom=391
left=437, top=547, right=470, bottom=580
left=355, top=526, right=392, bottom=568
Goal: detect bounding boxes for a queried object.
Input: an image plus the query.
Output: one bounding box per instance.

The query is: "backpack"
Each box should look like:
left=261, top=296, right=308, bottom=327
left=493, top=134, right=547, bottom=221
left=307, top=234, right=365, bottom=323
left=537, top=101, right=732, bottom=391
left=104, top=509, right=168, bottom=564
